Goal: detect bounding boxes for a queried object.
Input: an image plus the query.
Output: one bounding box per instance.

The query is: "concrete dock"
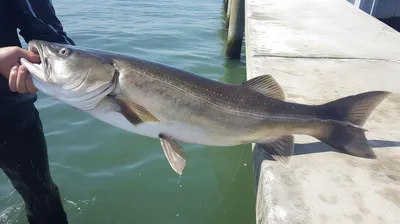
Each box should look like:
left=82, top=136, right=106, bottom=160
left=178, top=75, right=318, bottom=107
left=244, top=0, right=400, bottom=223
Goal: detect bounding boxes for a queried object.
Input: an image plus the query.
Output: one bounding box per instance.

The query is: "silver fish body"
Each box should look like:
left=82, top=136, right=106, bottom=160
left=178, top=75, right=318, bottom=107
left=21, top=40, right=391, bottom=175
left=96, top=59, right=304, bottom=145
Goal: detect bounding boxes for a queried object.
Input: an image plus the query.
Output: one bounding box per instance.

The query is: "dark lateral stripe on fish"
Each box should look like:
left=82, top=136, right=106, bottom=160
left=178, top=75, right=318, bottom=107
left=21, top=40, right=393, bottom=176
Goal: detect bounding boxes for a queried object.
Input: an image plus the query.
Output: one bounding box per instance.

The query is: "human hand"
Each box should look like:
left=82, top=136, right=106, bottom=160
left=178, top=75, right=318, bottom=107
left=0, top=46, right=41, bottom=94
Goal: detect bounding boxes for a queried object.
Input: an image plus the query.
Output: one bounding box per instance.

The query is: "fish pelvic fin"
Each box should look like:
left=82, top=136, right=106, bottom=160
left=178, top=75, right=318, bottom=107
left=159, top=134, right=186, bottom=175
left=316, top=91, right=391, bottom=158
left=256, top=135, right=294, bottom=166
left=242, top=75, right=286, bottom=100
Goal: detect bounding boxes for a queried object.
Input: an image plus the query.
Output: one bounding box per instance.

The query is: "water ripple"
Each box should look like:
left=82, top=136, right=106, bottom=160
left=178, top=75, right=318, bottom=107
left=0, top=0, right=255, bottom=223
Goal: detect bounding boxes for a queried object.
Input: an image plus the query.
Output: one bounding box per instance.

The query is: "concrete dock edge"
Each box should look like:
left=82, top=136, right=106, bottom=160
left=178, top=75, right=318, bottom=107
left=245, top=0, right=400, bottom=223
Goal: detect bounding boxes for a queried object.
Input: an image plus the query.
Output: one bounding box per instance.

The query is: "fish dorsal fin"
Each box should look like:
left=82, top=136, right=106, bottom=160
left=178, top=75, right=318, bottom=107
left=242, top=75, right=285, bottom=100
left=114, top=97, right=160, bottom=125
left=257, top=135, right=294, bottom=166
left=159, top=134, right=186, bottom=175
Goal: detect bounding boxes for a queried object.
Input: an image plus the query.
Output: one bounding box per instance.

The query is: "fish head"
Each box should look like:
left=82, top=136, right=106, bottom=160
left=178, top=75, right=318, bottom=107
left=20, top=40, right=118, bottom=110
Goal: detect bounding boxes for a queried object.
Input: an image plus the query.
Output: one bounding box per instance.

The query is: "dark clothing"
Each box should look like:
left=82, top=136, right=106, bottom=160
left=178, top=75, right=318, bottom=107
left=0, top=0, right=74, bottom=223
left=0, top=0, right=75, bottom=109
left=0, top=109, right=68, bottom=224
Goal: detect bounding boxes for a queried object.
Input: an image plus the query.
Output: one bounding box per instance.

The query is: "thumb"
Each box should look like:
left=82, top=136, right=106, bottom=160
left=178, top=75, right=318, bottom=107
left=18, top=48, right=41, bottom=63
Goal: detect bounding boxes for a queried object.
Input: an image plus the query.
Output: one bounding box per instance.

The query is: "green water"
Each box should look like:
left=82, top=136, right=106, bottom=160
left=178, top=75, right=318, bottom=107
left=0, top=0, right=256, bottom=223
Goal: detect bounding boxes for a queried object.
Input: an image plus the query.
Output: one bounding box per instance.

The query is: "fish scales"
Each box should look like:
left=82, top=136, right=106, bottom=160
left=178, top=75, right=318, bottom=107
left=20, top=40, right=391, bottom=175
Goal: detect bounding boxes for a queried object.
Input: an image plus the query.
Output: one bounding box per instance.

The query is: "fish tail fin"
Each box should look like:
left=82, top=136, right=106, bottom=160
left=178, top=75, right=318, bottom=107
left=315, top=91, right=391, bottom=158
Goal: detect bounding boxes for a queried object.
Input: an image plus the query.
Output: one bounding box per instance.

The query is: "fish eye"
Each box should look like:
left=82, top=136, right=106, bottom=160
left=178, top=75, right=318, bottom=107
left=59, top=48, right=69, bottom=56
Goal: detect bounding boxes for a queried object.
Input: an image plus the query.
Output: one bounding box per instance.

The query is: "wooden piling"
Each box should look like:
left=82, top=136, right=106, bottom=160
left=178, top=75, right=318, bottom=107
left=225, top=0, right=232, bottom=29
left=224, top=0, right=229, bottom=13
left=226, top=0, right=232, bottom=17
left=225, top=0, right=244, bottom=59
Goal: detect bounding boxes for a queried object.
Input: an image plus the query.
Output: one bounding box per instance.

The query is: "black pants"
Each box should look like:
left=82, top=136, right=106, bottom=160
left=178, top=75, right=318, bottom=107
left=0, top=106, right=68, bottom=224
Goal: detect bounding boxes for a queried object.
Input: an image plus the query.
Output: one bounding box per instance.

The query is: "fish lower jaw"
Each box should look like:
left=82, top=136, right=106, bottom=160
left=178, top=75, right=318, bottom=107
left=20, top=58, right=46, bottom=82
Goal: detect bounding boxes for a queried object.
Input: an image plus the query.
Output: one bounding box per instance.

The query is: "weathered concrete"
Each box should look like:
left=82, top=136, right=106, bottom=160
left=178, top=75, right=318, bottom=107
left=245, top=0, right=400, bottom=223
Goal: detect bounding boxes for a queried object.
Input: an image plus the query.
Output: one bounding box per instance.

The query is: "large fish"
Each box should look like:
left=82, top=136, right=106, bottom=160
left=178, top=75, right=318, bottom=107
left=20, top=40, right=390, bottom=175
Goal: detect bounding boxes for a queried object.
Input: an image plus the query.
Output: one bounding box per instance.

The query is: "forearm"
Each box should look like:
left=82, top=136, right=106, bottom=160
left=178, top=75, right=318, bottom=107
left=15, top=0, right=75, bottom=45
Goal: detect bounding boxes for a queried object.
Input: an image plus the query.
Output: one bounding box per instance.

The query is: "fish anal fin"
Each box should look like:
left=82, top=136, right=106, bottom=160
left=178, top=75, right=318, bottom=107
left=114, top=97, right=160, bottom=126
left=257, top=135, right=294, bottom=166
left=159, top=134, right=186, bottom=175
left=242, top=75, right=285, bottom=100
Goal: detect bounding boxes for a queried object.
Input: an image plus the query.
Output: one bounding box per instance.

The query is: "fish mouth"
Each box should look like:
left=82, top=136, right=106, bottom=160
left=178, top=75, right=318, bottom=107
left=24, top=41, right=48, bottom=83
left=28, top=42, right=41, bottom=58
left=20, top=41, right=117, bottom=111
left=22, top=56, right=116, bottom=111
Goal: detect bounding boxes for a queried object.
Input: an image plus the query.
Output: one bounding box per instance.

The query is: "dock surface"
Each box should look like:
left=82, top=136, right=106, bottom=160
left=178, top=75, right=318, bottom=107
left=245, top=0, right=400, bottom=223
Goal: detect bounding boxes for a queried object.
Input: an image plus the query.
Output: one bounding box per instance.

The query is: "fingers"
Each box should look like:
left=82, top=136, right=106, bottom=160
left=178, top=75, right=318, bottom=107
left=26, top=74, right=39, bottom=93
left=8, top=64, right=18, bottom=92
left=27, top=51, right=41, bottom=63
left=8, top=64, right=38, bottom=94
left=16, top=65, right=28, bottom=94
left=17, top=48, right=41, bottom=63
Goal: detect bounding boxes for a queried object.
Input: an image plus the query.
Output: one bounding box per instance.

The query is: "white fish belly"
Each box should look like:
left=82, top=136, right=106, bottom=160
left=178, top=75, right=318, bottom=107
left=87, top=109, right=238, bottom=147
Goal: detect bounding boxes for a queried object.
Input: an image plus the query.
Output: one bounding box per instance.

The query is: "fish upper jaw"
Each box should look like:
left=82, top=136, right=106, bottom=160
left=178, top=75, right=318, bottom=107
left=20, top=56, right=117, bottom=111
left=21, top=41, right=50, bottom=83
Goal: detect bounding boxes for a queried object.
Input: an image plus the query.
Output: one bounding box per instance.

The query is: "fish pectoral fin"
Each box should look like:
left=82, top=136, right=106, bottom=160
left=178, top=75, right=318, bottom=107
left=114, top=97, right=160, bottom=125
left=242, top=75, right=285, bottom=100
left=257, top=135, right=294, bottom=166
left=159, top=134, right=186, bottom=175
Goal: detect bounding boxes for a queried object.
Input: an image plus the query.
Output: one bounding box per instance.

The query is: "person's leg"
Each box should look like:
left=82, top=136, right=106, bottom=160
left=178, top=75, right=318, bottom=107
left=0, top=107, right=68, bottom=224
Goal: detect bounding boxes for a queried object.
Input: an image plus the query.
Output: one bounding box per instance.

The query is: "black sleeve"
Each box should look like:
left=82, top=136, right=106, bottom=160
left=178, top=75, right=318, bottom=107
left=15, top=0, right=75, bottom=45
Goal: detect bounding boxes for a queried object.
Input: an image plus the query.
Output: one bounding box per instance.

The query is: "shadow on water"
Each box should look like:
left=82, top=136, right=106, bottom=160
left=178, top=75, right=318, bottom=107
left=220, top=60, right=246, bottom=84
left=200, top=143, right=256, bottom=224
left=205, top=58, right=255, bottom=223
left=201, top=9, right=256, bottom=224
left=202, top=62, right=255, bottom=223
